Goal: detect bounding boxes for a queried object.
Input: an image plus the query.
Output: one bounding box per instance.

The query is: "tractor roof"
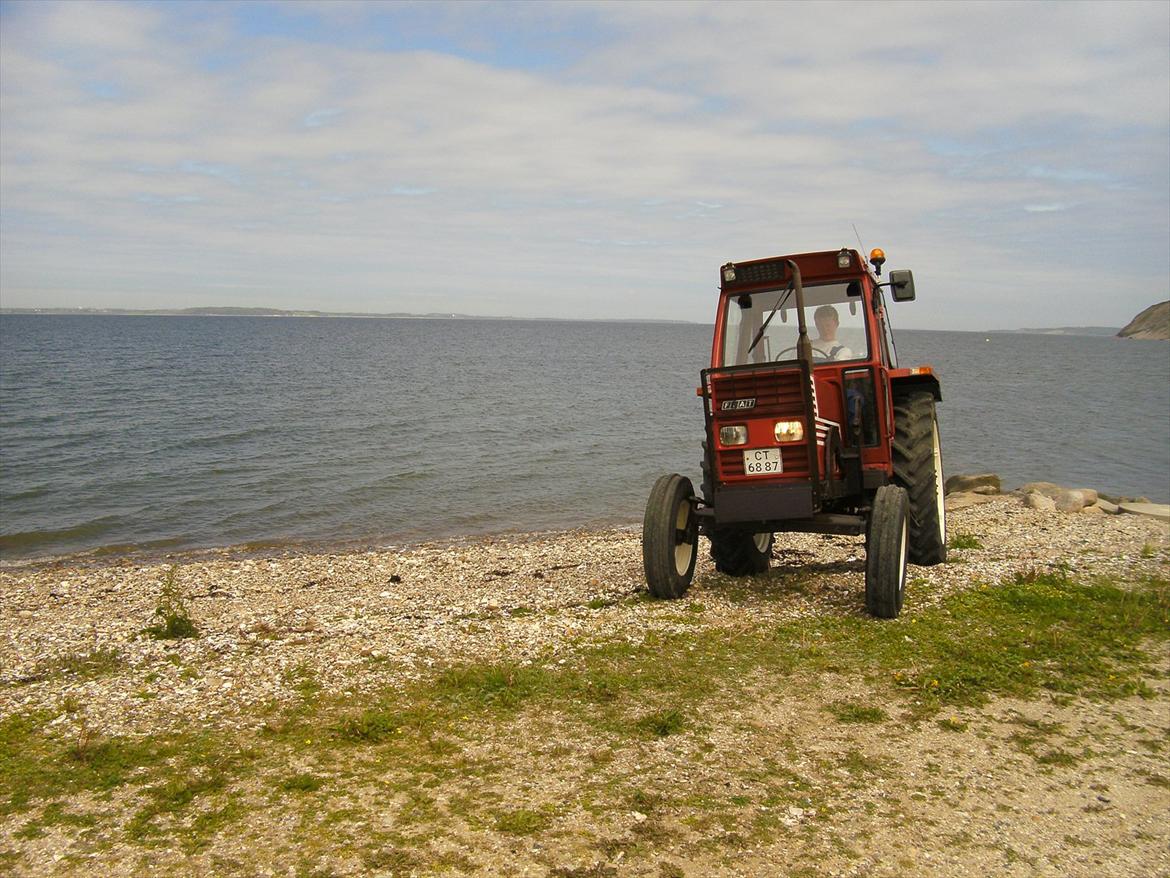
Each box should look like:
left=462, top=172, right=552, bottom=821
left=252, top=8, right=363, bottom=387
left=719, top=249, right=872, bottom=293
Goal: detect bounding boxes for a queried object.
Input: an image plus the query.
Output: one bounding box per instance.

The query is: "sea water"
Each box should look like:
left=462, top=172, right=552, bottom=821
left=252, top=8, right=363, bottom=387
left=1, top=315, right=1167, bottom=561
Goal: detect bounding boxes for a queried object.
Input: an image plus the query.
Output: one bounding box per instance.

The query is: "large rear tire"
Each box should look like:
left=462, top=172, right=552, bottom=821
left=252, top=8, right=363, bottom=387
left=710, top=528, right=773, bottom=576
left=643, top=474, right=698, bottom=599
left=893, top=391, right=947, bottom=566
left=865, top=485, right=909, bottom=619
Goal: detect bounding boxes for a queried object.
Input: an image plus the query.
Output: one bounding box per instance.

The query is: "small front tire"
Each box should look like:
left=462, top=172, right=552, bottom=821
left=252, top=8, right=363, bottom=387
left=643, top=474, right=699, bottom=599
left=865, top=485, right=910, bottom=619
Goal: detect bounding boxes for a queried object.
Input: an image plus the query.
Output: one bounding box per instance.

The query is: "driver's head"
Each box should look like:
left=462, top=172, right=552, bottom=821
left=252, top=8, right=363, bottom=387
left=814, top=305, right=839, bottom=336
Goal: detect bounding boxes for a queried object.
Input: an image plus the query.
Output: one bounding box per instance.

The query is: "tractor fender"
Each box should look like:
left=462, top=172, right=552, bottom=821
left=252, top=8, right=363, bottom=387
left=889, top=367, right=941, bottom=402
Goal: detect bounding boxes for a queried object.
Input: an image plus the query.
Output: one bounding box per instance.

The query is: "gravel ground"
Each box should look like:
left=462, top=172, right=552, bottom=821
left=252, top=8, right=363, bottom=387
left=1, top=495, right=1168, bottom=876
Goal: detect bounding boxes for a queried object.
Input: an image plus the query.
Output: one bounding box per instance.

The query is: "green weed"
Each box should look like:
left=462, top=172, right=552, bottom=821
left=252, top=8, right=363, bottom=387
left=142, top=567, right=198, bottom=640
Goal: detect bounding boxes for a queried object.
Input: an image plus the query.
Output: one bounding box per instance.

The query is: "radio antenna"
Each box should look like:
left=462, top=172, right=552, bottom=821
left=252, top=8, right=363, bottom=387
left=851, top=222, right=867, bottom=256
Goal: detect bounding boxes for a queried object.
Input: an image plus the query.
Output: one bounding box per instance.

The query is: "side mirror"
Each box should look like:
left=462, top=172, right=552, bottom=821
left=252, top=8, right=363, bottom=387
left=889, top=269, right=915, bottom=302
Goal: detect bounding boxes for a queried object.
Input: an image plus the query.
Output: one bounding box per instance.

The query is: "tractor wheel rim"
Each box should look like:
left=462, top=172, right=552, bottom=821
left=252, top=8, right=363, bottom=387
left=673, top=499, right=694, bottom=576
left=932, top=420, right=946, bottom=545
left=897, top=517, right=908, bottom=594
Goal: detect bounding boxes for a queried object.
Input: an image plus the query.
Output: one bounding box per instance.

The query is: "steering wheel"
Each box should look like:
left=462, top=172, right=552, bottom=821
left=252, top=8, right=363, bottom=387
left=775, top=345, right=832, bottom=361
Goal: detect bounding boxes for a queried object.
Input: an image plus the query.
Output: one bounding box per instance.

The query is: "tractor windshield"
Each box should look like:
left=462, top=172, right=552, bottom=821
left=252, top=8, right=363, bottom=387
left=720, top=282, right=869, bottom=367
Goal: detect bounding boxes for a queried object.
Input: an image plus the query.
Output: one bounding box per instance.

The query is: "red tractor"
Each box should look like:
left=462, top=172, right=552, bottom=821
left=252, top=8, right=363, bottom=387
left=642, top=248, right=946, bottom=618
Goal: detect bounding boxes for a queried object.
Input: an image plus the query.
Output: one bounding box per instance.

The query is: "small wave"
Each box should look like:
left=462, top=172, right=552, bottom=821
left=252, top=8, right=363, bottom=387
left=163, top=425, right=281, bottom=451
left=0, top=485, right=51, bottom=502
left=0, top=517, right=121, bottom=553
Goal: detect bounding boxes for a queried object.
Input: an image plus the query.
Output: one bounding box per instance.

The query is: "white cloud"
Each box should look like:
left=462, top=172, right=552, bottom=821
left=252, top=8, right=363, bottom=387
left=1, top=0, right=1167, bottom=329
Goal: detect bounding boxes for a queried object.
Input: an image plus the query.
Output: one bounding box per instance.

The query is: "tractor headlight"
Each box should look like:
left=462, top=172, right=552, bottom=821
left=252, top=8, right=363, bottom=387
left=774, top=420, right=804, bottom=442
left=719, top=425, right=748, bottom=446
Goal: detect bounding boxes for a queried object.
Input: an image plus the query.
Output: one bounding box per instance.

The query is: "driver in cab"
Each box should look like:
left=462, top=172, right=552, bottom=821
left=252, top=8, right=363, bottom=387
left=812, top=305, right=852, bottom=360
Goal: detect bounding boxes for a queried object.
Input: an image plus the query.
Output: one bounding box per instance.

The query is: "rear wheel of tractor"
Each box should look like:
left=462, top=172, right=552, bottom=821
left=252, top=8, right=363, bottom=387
left=893, top=391, right=947, bottom=565
left=865, top=485, right=909, bottom=619
left=642, top=474, right=698, bottom=599
left=710, top=528, right=773, bottom=576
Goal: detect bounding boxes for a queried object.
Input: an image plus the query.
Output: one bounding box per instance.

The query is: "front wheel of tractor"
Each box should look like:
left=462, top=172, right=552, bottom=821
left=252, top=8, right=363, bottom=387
left=865, top=485, right=910, bottom=619
left=642, top=474, right=698, bottom=599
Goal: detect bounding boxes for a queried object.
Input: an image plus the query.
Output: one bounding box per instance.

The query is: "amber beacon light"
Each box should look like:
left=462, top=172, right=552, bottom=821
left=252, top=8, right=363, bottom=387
left=869, top=248, right=886, bottom=275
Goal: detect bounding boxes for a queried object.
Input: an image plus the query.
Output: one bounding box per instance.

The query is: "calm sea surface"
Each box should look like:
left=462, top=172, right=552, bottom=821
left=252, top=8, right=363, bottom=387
left=1, top=315, right=1167, bottom=562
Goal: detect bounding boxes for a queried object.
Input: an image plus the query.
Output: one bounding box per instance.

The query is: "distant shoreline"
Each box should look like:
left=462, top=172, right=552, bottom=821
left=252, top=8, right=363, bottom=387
left=0, top=307, right=695, bottom=325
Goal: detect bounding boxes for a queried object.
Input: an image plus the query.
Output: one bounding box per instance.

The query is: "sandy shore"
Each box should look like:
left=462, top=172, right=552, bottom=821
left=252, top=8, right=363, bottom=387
left=1, top=496, right=1168, bottom=876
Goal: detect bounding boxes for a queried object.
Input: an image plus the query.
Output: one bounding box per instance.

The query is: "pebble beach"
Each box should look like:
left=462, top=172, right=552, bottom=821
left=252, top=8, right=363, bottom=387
left=1, top=493, right=1168, bottom=876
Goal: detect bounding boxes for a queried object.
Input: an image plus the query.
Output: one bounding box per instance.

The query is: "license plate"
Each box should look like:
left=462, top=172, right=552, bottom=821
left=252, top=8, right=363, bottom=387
left=743, top=448, right=782, bottom=475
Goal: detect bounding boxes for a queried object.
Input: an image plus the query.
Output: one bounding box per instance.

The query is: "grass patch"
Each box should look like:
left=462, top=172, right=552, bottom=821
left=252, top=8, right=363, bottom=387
left=948, top=533, right=983, bottom=550
left=1035, top=748, right=1080, bottom=767
left=792, top=569, right=1170, bottom=712
left=279, top=773, right=325, bottom=793
left=13, top=647, right=125, bottom=686
left=495, top=807, right=551, bottom=835
left=634, top=709, right=686, bottom=738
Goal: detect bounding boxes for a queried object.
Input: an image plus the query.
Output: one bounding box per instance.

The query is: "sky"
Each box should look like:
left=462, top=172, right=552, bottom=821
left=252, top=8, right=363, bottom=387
left=1, top=0, right=1167, bottom=329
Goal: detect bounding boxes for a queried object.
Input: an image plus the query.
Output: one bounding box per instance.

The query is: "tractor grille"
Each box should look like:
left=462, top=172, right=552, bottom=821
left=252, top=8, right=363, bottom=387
left=708, top=366, right=812, bottom=482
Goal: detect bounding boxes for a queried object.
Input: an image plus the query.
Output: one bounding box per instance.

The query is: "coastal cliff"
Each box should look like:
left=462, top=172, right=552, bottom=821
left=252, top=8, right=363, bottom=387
left=1118, top=300, right=1170, bottom=340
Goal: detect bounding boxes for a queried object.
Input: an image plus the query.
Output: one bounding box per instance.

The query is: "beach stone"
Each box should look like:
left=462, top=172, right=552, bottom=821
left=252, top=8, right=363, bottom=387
left=1078, top=488, right=1099, bottom=506
left=1118, top=502, right=1170, bottom=522
left=1024, top=493, right=1057, bottom=512
left=1095, top=499, right=1121, bottom=515
left=1080, top=505, right=1106, bottom=517
left=1019, top=481, right=1063, bottom=499
left=1054, top=490, right=1087, bottom=513
left=945, top=473, right=1000, bottom=496
left=945, top=491, right=996, bottom=511
left=970, top=485, right=999, bottom=495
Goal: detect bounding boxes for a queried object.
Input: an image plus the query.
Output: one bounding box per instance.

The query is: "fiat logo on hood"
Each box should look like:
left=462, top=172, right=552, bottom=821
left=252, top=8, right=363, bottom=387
left=720, top=398, right=756, bottom=411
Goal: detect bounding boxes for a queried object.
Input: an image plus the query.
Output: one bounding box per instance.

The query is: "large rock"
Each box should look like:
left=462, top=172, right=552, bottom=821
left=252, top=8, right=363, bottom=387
left=1080, top=504, right=1106, bottom=517
left=1078, top=488, right=1099, bottom=506
left=1054, top=489, right=1087, bottom=513
left=1118, top=502, right=1170, bottom=522
left=1024, top=493, right=1057, bottom=512
left=1019, top=482, right=1089, bottom=512
left=945, top=473, right=1001, bottom=496
left=1095, top=499, right=1121, bottom=515
left=944, top=491, right=997, bottom=511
